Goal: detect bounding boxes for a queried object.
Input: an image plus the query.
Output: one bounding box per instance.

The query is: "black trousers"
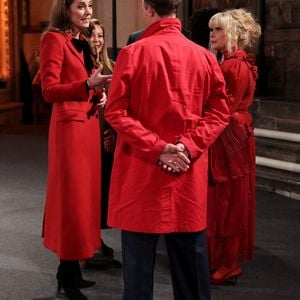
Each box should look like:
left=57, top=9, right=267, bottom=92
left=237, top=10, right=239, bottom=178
left=121, top=230, right=211, bottom=300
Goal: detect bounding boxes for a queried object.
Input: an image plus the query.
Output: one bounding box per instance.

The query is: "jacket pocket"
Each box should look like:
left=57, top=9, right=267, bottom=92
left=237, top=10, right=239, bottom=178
left=57, top=110, right=86, bottom=122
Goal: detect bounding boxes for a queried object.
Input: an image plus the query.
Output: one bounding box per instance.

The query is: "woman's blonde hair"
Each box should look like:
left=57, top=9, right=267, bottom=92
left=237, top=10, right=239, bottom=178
left=85, top=19, right=114, bottom=72
left=209, top=8, right=261, bottom=56
left=45, top=0, right=76, bottom=33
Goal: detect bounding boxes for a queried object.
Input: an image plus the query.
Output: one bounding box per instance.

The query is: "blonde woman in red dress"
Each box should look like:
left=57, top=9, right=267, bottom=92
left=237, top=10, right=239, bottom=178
left=207, top=8, right=261, bottom=285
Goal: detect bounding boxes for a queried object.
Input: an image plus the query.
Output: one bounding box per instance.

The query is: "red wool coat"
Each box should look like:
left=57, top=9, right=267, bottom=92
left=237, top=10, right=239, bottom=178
left=40, top=32, right=101, bottom=259
left=105, top=18, right=230, bottom=233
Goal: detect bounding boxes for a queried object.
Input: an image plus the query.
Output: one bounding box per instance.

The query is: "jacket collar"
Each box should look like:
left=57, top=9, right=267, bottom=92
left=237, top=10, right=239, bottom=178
left=138, top=18, right=182, bottom=41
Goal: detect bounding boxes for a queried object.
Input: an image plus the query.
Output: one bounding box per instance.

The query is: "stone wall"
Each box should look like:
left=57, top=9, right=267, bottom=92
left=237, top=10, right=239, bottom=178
left=192, top=0, right=253, bottom=10
left=94, top=0, right=144, bottom=49
left=264, top=0, right=300, bottom=98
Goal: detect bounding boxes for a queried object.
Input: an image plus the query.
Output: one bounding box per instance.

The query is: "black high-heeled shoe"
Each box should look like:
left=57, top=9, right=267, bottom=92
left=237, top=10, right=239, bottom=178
left=77, top=279, right=95, bottom=289
left=74, top=261, right=96, bottom=289
left=101, top=239, right=114, bottom=257
left=82, top=240, right=115, bottom=268
left=57, top=280, right=88, bottom=300
left=57, top=261, right=96, bottom=289
left=56, top=261, right=88, bottom=300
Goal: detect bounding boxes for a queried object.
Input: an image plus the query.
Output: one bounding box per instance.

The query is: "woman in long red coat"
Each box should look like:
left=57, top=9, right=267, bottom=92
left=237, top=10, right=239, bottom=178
left=207, top=9, right=261, bottom=285
left=39, top=0, right=111, bottom=298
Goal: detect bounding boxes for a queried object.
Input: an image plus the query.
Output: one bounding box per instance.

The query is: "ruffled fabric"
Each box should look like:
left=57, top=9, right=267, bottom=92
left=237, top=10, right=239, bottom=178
left=242, top=54, right=258, bottom=80
left=209, top=118, right=255, bottom=182
left=223, top=49, right=258, bottom=80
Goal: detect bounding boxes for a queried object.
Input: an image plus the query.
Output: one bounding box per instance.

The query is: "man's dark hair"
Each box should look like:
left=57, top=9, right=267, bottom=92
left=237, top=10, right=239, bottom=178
left=144, top=0, right=181, bottom=17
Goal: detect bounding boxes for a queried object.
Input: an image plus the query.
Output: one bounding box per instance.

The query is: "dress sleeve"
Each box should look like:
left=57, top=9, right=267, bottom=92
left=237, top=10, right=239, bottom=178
left=221, top=58, right=250, bottom=113
left=104, top=47, right=167, bottom=162
left=40, top=32, right=90, bottom=103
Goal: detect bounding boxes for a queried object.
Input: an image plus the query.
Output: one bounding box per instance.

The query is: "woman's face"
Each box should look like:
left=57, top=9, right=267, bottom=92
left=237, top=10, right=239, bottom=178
left=91, top=24, right=104, bottom=54
left=68, top=0, right=92, bottom=33
left=209, top=26, right=227, bottom=52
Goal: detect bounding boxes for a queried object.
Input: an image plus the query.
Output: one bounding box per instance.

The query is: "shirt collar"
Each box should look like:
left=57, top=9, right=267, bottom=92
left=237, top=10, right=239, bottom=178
left=138, top=18, right=182, bottom=41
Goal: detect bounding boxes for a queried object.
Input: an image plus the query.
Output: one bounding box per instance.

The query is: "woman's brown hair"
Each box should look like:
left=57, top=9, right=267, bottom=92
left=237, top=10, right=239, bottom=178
left=85, top=19, right=114, bottom=72
left=45, top=0, right=75, bottom=33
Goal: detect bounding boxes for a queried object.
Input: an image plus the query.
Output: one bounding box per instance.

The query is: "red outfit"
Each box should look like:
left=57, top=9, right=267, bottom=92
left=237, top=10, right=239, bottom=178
left=207, top=49, right=257, bottom=269
left=105, top=18, right=230, bottom=233
left=40, top=32, right=101, bottom=259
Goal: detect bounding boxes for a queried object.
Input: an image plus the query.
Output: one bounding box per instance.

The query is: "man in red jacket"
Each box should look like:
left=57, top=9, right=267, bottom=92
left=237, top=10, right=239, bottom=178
left=105, top=0, right=230, bottom=299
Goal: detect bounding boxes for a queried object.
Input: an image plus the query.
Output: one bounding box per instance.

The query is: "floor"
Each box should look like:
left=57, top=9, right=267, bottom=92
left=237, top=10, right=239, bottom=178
left=0, top=128, right=299, bottom=299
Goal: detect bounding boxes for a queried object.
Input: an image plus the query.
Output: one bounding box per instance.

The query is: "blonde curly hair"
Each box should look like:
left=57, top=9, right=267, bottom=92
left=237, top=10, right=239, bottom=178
left=209, top=8, right=261, bottom=56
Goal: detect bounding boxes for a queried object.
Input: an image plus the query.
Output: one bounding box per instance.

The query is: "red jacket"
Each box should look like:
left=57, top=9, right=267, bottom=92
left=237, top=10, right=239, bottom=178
left=105, top=18, right=230, bottom=233
left=40, top=31, right=101, bottom=259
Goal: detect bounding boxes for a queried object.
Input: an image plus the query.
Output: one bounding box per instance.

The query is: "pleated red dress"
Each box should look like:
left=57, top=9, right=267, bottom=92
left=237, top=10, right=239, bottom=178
left=207, top=49, right=258, bottom=270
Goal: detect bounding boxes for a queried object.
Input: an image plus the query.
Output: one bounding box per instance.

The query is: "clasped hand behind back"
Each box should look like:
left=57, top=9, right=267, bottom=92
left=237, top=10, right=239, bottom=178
left=159, top=143, right=190, bottom=173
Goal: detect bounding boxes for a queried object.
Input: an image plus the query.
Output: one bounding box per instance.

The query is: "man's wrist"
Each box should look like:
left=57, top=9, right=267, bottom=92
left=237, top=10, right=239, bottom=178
left=177, top=142, right=190, bottom=159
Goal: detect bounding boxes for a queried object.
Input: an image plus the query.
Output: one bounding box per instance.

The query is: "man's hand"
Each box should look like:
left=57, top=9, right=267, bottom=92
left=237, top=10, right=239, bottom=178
left=159, top=143, right=190, bottom=173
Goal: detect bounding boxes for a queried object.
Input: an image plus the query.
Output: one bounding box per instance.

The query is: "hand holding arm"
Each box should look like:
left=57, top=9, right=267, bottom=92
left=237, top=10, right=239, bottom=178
left=159, top=143, right=190, bottom=173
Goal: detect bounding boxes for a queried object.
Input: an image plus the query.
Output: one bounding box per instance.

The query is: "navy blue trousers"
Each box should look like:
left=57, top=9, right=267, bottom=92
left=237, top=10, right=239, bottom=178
left=121, top=230, right=211, bottom=300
